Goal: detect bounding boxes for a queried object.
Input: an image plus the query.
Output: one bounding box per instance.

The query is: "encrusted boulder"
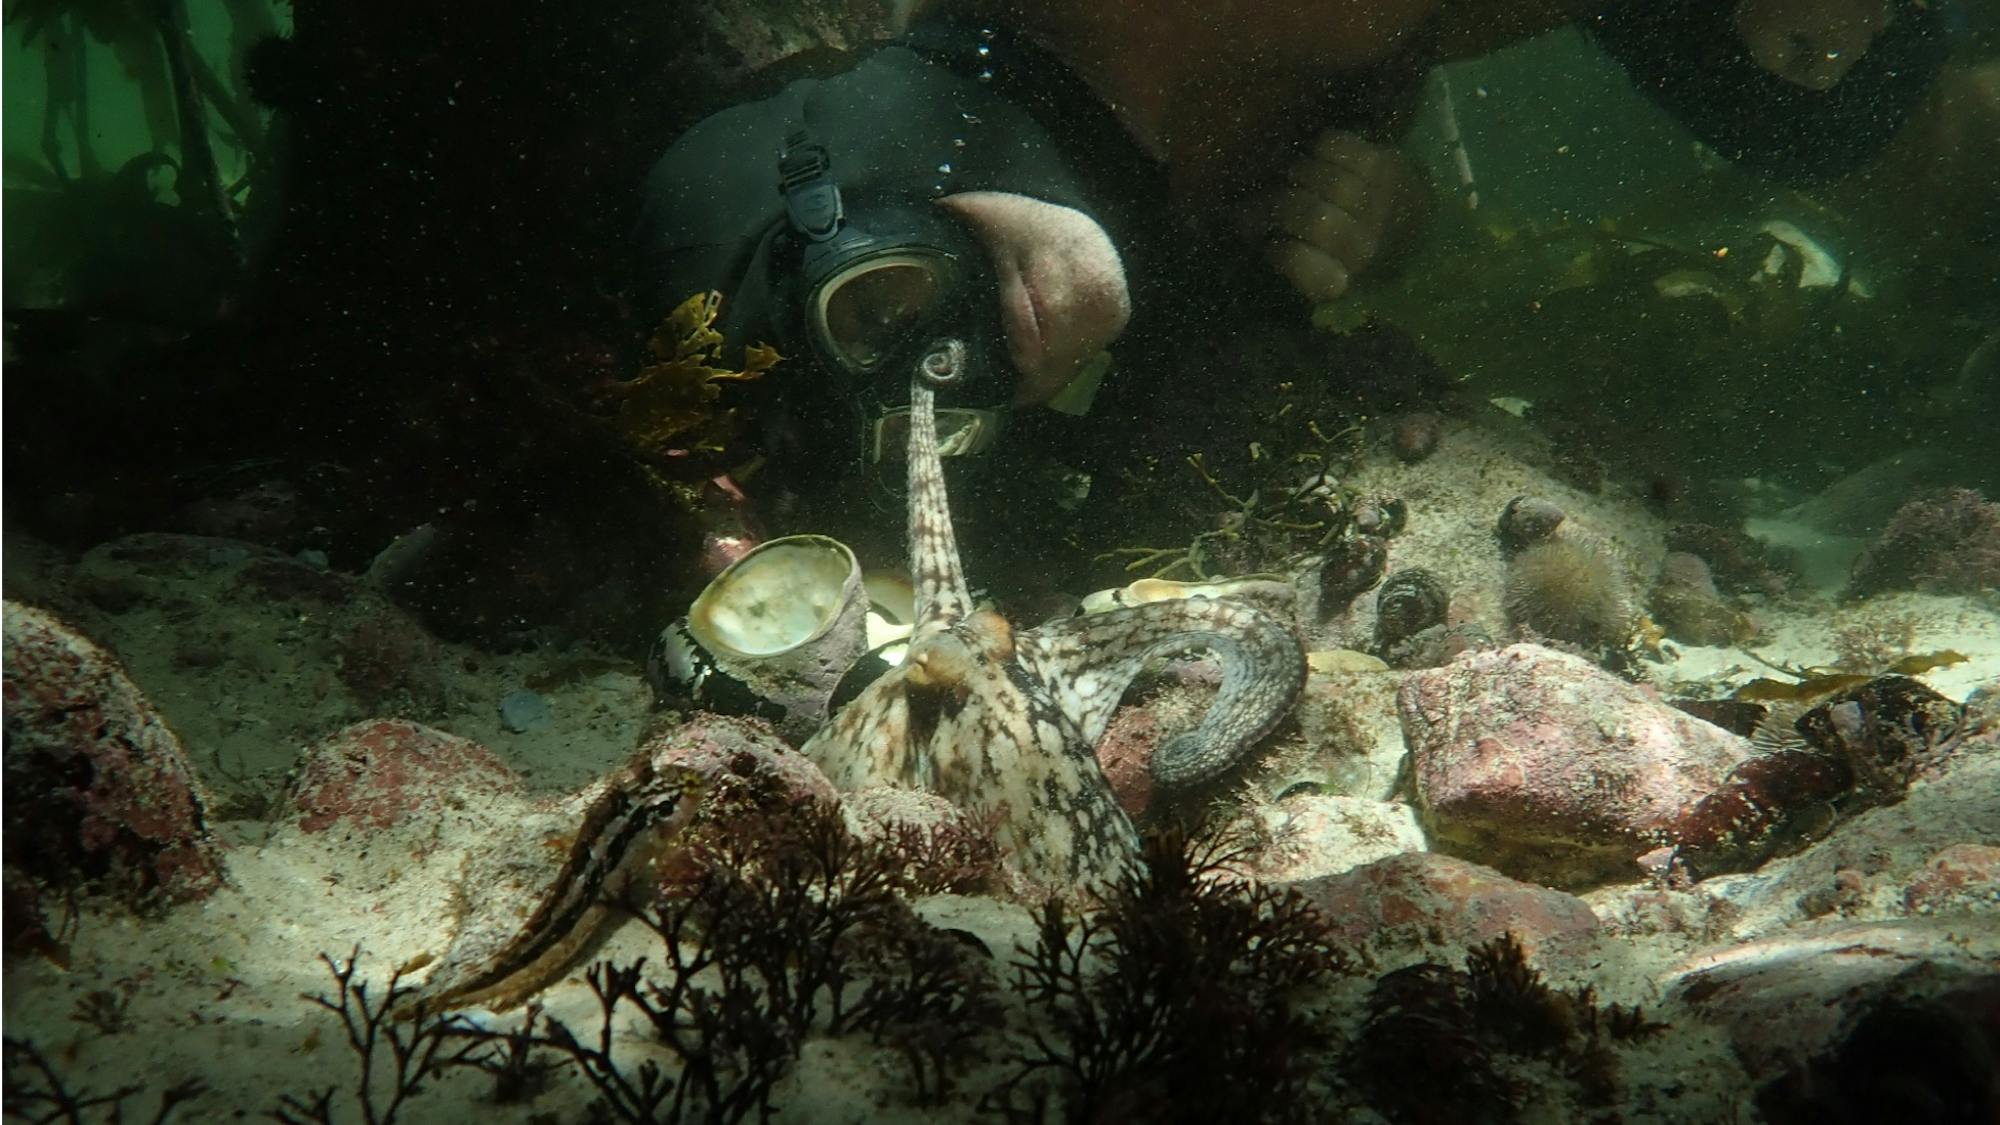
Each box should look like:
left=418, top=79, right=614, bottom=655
left=1288, top=851, right=1599, bottom=956
left=1092, top=665, right=1227, bottom=816
left=1666, top=919, right=2000, bottom=1116
left=637, top=711, right=838, bottom=812
left=1248, top=792, right=1425, bottom=884
left=1096, top=705, right=1164, bottom=816
left=666, top=0, right=898, bottom=90
left=282, top=718, right=521, bottom=836
left=1399, top=644, right=1750, bottom=889
left=3, top=601, right=224, bottom=907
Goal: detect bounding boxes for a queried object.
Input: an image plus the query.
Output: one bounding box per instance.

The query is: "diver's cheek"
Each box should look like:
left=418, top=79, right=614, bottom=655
left=1009, top=237, right=1131, bottom=403
left=936, top=191, right=1132, bottom=403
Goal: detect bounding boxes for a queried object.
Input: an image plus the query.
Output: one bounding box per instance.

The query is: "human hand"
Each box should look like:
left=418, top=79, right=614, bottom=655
left=1255, top=129, right=1431, bottom=303
left=1734, top=0, right=1888, bottom=91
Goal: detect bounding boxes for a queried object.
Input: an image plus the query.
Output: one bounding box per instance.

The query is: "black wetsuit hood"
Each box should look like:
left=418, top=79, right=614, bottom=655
left=1588, top=0, right=1955, bottom=183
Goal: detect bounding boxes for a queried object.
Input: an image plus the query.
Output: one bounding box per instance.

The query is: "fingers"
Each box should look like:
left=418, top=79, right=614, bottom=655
left=1304, top=128, right=1391, bottom=176
left=1267, top=238, right=1353, bottom=303
left=1260, top=130, right=1402, bottom=302
left=1271, top=175, right=1384, bottom=266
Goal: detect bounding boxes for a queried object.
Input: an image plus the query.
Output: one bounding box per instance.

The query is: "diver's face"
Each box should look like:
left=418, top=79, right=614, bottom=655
left=1735, top=0, right=1890, bottom=91
left=934, top=192, right=1132, bottom=405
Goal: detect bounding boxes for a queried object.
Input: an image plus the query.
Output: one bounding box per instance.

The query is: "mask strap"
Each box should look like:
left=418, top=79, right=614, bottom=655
left=778, top=130, right=844, bottom=242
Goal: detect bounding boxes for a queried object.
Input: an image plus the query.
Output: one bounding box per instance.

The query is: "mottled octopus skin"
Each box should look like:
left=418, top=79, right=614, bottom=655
left=396, top=755, right=703, bottom=1018
left=801, top=361, right=1306, bottom=887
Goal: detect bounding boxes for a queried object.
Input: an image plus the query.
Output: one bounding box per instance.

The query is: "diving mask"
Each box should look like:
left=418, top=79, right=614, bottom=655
left=771, top=132, right=1009, bottom=461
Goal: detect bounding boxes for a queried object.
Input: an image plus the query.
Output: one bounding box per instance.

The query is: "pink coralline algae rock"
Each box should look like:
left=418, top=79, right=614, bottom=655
left=1095, top=706, right=1162, bottom=816
left=1399, top=644, right=1751, bottom=889
left=1092, top=672, right=1226, bottom=817
left=284, top=719, right=520, bottom=835
left=669, top=0, right=897, bottom=88
left=638, top=712, right=838, bottom=811
left=3, top=601, right=224, bottom=905
left=1288, top=851, right=1598, bottom=955
left=1902, top=844, right=2000, bottom=916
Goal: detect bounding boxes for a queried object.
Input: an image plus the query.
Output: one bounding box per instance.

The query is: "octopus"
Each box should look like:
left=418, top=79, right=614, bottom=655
left=397, top=338, right=1305, bottom=1014
left=799, top=337, right=1307, bottom=886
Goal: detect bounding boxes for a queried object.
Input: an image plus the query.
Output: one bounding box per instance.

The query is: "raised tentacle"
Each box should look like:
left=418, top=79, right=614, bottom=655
left=906, top=372, right=973, bottom=632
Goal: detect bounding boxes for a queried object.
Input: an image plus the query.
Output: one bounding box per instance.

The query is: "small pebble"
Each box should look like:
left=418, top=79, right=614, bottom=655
left=499, top=689, right=552, bottom=733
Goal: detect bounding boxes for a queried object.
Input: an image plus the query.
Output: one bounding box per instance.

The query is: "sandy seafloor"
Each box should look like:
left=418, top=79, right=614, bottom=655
left=4, top=399, right=1997, bottom=1122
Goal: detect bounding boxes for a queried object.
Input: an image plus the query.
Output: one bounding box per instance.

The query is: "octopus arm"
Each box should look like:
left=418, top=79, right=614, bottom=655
left=1017, top=596, right=1307, bottom=789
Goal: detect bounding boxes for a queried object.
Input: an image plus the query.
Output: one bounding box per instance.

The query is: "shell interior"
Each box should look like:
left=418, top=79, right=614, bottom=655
left=687, top=535, right=859, bottom=659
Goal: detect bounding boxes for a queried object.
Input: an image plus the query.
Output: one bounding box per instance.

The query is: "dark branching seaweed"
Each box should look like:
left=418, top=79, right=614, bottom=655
left=3, top=1036, right=206, bottom=1124
left=1463, top=932, right=1573, bottom=1053
left=878, top=809, right=1005, bottom=896
left=1344, top=934, right=1670, bottom=1124
left=1347, top=962, right=1519, bottom=1125
left=267, top=947, right=486, bottom=1125
left=990, top=824, right=1350, bottom=1124
left=69, top=987, right=133, bottom=1037
left=458, top=1002, right=566, bottom=1106
left=451, top=799, right=1000, bottom=1123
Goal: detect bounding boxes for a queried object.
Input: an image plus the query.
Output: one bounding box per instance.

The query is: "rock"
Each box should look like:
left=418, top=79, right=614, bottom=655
left=1389, top=412, right=1442, bottom=462
left=1294, top=668, right=1407, bottom=801
left=1249, top=793, right=1425, bottom=883
left=1752, top=970, right=2000, bottom=1124
left=1846, top=486, right=2000, bottom=597
left=1288, top=851, right=1599, bottom=956
left=1648, top=552, right=1751, bottom=646
left=282, top=719, right=521, bottom=836
left=3, top=601, right=225, bottom=906
left=1666, top=920, right=2000, bottom=1100
left=1092, top=676, right=1221, bottom=816
left=637, top=711, right=838, bottom=815
left=667, top=0, right=899, bottom=90
left=1903, top=844, right=2000, bottom=916
left=1400, top=644, right=1751, bottom=889
left=1095, top=705, right=1162, bottom=816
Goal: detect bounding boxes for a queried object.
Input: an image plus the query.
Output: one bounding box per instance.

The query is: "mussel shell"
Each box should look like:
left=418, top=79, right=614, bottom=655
left=1496, top=495, right=1565, bottom=555
left=1374, top=568, right=1450, bottom=648
left=1320, top=534, right=1389, bottom=608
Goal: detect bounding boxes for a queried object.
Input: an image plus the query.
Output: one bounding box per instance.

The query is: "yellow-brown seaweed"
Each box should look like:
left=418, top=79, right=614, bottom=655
left=605, top=290, right=780, bottom=456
